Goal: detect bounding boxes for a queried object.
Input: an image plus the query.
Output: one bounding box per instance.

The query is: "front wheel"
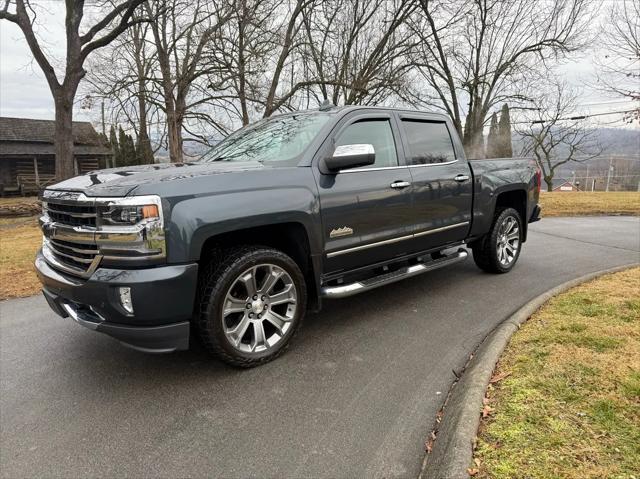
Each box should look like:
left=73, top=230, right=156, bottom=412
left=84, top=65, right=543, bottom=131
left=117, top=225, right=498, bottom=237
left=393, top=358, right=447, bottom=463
left=471, top=207, right=523, bottom=274
left=197, top=246, right=307, bottom=368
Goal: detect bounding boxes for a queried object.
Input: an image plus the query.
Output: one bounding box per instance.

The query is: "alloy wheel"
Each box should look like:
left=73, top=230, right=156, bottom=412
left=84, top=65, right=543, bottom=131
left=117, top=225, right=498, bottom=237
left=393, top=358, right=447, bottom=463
left=496, top=216, right=520, bottom=266
left=222, top=263, right=298, bottom=353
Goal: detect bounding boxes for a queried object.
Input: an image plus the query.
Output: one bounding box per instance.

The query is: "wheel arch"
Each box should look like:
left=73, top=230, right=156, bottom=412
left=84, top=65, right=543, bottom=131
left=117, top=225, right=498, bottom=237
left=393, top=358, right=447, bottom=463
left=198, top=222, right=321, bottom=311
left=494, top=187, right=528, bottom=241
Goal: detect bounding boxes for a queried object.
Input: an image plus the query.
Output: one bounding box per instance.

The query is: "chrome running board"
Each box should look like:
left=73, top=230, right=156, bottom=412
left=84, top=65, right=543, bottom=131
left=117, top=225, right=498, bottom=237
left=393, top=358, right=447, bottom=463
left=321, top=248, right=468, bottom=299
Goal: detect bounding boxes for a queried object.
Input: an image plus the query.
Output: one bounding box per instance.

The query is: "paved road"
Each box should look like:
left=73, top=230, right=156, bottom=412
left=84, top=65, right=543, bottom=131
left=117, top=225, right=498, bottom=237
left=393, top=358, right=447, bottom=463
left=1, top=217, right=638, bottom=478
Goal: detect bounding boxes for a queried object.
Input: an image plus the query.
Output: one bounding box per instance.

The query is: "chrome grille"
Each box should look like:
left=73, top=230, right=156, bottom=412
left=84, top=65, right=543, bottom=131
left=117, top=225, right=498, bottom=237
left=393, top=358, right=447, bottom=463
left=40, top=191, right=166, bottom=278
left=42, top=237, right=101, bottom=277
left=44, top=201, right=97, bottom=227
left=41, top=194, right=101, bottom=277
left=48, top=239, right=99, bottom=270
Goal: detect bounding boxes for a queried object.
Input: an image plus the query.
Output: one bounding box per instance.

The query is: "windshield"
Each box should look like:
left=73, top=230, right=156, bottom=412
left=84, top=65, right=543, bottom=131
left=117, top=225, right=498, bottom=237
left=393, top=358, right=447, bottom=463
left=199, top=113, right=331, bottom=164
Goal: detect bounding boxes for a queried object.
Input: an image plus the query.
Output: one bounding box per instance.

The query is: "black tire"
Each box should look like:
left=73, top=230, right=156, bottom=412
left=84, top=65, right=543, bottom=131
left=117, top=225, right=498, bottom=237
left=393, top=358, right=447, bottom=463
left=471, top=207, right=523, bottom=274
left=196, top=245, right=307, bottom=368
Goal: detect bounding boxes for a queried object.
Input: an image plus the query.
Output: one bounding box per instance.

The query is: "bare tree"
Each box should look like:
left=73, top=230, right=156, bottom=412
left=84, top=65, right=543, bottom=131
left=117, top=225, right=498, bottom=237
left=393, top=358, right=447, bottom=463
left=215, top=0, right=337, bottom=121
left=145, top=0, right=233, bottom=162
left=0, top=0, right=146, bottom=180
left=260, top=0, right=314, bottom=117
left=410, top=0, right=594, bottom=158
left=300, top=0, right=418, bottom=107
left=594, top=0, right=639, bottom=123
left=223, top=0, right=419, bottom=119
left=213, top=0, right=278, bottom=126
left=85, top=15, right=158, bottom=164
left=517, top=81, right=601, bottom=192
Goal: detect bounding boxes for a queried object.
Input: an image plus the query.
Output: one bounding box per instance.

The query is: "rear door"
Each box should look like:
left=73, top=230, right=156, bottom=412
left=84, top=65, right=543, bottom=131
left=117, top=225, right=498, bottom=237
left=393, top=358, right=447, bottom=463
left=396, top=113, right=473, bottom=252
left=315, top=112, right=414, bottom=274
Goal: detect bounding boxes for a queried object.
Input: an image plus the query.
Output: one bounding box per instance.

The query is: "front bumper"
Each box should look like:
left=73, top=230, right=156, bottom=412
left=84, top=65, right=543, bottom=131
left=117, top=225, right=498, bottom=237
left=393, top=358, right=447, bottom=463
left=35, top=249, right=198, bottom=352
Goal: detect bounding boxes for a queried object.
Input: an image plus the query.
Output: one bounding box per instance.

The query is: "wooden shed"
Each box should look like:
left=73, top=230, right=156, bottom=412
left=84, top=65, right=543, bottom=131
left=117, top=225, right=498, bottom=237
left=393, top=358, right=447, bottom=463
left=0, top=117, right=111, bottom=196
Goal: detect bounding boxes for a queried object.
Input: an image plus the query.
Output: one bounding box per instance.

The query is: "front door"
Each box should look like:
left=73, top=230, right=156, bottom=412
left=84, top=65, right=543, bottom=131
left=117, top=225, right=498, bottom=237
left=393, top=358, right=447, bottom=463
left=397, top=114, right=473, bottom=252
left=315, top=113, right=413, bottom=274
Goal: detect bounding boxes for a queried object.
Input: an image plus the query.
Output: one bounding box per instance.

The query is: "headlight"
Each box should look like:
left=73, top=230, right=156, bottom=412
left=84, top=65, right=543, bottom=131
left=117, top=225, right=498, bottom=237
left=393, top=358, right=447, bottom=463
left=95, top=195, right=166, bottom=265
left=100, top=204, right=160, bottom=225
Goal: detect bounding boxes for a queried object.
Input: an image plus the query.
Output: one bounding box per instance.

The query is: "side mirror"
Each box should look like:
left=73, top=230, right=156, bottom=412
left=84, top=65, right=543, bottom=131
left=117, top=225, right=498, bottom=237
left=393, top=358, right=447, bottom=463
left=323, top=144, right=375, bottom=173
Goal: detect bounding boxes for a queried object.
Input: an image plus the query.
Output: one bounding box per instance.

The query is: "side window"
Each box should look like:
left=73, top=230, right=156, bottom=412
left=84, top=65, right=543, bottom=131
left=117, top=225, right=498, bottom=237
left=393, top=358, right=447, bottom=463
left=335, top=119, right=398, bottom=168
left=401, top=120, right=456, bottom=165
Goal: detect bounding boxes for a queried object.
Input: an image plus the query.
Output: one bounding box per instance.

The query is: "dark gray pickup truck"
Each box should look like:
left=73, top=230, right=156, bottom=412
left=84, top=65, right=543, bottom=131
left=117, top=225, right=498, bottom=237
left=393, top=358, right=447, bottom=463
left=36, top=105, right=541, bottom=367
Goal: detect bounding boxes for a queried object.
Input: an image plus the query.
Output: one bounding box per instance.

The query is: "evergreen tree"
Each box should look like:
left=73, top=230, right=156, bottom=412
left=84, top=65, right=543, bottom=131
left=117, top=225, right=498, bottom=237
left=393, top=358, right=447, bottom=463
left=486, top=112, right=499, bottom=158
left=117, top=126, right=129, bottom=165
left=109, top=125, right=120, bottom=167
left=117, top=126, right=137, bottom=166
left=126, top=134, right=136, bottom=165
left=497, top=104, right=513, bottom=157
left=137, top=137, right=154, bottom=164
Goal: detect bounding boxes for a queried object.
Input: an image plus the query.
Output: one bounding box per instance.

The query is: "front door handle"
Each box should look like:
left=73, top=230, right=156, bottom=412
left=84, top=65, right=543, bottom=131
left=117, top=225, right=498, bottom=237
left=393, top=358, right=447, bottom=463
left=390, top=181, right=411, bottom=189
left=454, top=174, right=470, bottom=182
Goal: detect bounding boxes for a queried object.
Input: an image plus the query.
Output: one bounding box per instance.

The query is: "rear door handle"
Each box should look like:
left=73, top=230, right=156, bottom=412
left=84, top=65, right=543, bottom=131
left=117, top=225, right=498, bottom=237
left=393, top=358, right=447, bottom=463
left=390, top=181, right=411, bottom=189
left=454, top=174, right=470, bottom=182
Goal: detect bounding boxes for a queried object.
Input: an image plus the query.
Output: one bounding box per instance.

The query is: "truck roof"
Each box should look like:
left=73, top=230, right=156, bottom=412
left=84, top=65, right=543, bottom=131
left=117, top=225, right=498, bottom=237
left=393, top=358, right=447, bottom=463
left=273, top=105, right=450, bottom=121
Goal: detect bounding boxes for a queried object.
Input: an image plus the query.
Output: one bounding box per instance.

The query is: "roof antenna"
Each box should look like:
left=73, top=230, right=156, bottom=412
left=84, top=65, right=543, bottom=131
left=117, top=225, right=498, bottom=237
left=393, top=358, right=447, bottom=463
left=319, top=99, right=335, bottom=111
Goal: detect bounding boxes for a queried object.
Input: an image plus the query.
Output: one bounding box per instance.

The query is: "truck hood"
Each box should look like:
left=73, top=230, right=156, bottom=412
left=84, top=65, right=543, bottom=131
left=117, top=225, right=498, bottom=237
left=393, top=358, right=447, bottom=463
left=47, top=161, right=266, bottom=197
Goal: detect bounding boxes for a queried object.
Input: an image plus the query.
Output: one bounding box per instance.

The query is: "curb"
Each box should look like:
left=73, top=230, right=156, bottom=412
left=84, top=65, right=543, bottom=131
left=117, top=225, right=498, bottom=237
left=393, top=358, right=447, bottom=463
left=420, top=263, right=639, bottom=479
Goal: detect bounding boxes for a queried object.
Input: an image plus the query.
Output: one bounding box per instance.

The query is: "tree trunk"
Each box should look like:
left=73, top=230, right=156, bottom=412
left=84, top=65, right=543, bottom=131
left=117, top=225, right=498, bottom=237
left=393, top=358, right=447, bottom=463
left=237, top=3, right=250, bottom=126
left=137, top=78, right=154, bottom=164
left=166, top=111, right=183, bottom=163
left=545, top=177, right=554, bottom=192
left=463, top=128, right=485, bottom=159
left=54, top=93, right=76, bottom=181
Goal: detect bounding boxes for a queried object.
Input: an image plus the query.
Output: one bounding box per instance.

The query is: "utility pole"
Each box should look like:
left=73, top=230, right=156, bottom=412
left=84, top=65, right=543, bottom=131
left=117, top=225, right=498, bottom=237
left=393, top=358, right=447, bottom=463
left=101, top=101, right=106, bottom=138
left=605, top=158, right=613, bottom=192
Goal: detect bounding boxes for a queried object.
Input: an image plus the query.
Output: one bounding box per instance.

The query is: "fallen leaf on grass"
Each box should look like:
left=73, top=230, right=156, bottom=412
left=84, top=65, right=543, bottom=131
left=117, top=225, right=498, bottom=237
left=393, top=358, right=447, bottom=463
left=482, top=405, right=494, bottom=418
left=468, top=467, right=479, bottom=476
left=489, top=371, right=512, bottom=384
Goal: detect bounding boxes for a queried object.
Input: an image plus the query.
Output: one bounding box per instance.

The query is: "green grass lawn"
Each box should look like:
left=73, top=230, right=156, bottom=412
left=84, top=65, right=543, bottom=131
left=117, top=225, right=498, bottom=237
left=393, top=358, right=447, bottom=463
left=473, top=268, right=640, bottom=478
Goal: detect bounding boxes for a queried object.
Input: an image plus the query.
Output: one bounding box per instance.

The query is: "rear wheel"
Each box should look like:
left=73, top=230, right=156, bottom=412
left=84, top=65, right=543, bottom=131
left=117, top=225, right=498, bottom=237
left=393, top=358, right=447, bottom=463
left=197, top=246, right=307, bottom=367
left=471, top=207, right=523, bottom=274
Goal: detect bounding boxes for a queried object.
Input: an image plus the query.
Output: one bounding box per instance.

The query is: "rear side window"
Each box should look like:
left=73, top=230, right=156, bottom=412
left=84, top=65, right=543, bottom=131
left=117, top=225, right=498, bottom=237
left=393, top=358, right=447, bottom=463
left=336, top=119, right=398, bottom=168
left=401, top=120, right=456, bottom=165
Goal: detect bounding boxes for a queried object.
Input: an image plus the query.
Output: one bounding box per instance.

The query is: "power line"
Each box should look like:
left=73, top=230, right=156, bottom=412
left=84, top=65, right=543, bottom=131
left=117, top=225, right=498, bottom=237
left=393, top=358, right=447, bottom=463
left=513, top=108, right=639, bottom=125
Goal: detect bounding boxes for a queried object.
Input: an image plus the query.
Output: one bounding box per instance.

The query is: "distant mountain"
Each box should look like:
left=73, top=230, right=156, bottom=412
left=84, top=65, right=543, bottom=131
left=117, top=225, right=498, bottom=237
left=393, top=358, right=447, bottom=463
left=512, top=127, right=639, bottom=158
left=593, top=128, right=640, bottom=157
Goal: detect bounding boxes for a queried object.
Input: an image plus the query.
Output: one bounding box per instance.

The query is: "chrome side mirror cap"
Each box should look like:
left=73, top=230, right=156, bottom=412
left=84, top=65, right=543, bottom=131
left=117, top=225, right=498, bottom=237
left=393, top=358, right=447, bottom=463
left=322, top=144, right=376, bottom=173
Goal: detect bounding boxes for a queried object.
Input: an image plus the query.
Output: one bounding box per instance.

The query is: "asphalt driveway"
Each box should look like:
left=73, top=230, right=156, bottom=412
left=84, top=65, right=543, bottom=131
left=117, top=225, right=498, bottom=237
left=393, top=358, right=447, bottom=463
left=1, top=216, right=638, bottom=478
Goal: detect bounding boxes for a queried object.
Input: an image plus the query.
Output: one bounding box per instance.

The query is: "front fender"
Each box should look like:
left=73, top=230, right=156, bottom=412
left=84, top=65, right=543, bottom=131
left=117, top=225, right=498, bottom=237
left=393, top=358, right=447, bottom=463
left=166, top=186, right=322, bottom=264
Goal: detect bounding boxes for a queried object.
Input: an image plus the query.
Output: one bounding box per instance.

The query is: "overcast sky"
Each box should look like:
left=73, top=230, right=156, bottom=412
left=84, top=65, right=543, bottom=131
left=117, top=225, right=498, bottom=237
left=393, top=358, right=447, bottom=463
left=0, top=2, right=637, bottom=129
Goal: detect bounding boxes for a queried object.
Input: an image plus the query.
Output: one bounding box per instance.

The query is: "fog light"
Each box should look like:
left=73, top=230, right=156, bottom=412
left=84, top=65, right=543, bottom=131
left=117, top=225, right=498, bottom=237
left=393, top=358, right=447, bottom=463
left=118, top=287, right=133, bottom=314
